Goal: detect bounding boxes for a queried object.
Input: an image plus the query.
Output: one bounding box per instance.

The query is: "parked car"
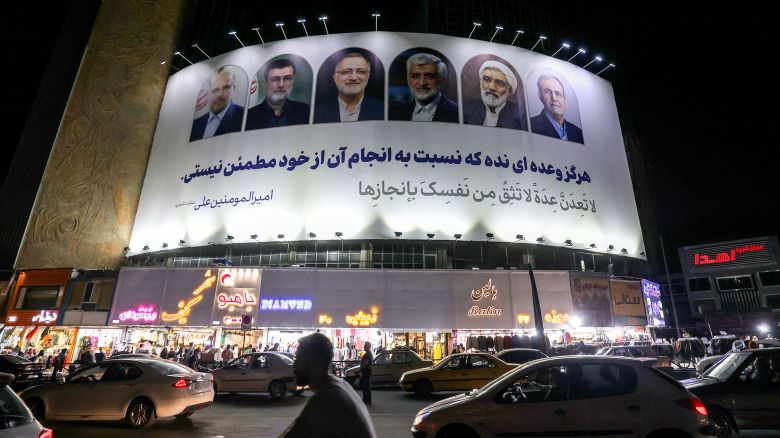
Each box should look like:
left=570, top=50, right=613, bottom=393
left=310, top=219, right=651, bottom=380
left=21, top=358, right=213, bottom=428
left=597, top=345, right=673, bottom=370
left=344, top=348, right=432, bottom=387
left=682, top=347, right=780, bottom=437
left=696, top=339, right=780, bottom=376
left=411, top=356, right=716, bottom=438
left=400, top=353, right=516, bottom=397
left=0, top=373, right=52, bottom=438
left=494, top=348, right=547, bottom=365
left=211, top=352, right=299, bottom=399
left=0, top=355, right=46, bottom=390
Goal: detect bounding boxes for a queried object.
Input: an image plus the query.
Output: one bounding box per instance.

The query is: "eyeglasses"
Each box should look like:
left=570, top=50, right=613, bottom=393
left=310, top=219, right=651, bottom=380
left=210, top=85, right=234, bottom=95
left=335, top=68, right=369, bottom=77
left=481, top=75, right=508, bottom=89
left=410, top=72, right=439, bottom=81
left=269, top=75, right=294, bottom=84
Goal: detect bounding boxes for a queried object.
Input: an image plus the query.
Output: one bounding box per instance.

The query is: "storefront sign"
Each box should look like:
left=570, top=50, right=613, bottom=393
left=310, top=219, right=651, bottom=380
left=641, top=279, right=665, bottom=326
left=7, top=310, right=60, bottom=325
left=161, top=269, right=216, bottom=325
left=468, top=278, right=502, bottom=316
left=261, top=298, right=312, bottom=311
left=318, top=314, right=333, bottom=325
left=346, top=307, right=379, bottom=326
left=609, top=280, right=646, bottom=326
left=569, top=273, right=613, bottom=327
left=216, top=290, right=257, bottom=310
left=118, top=305, right=157, bottom=323
left=32, top=310, right=58, bottom=324
left=223, top=316, right=242, bottom=325
left=544, top=309, right=570, bottom=324
left=516, top=313, right=531, bottom=324
left=685, top=239, right=774, bottom=271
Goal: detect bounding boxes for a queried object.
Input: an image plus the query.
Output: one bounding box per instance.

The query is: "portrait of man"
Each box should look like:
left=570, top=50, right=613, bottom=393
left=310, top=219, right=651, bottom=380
left=190, top=66, right=246, bottom=142
left=313, top=50, right=384, bottom=123
left=389, top=52, right=458, bottom=123
left=245, top=57, right=311, bottom=130
left=463, top=59, right=527, bottom=130
left=529, top=73, right=584, bottom=143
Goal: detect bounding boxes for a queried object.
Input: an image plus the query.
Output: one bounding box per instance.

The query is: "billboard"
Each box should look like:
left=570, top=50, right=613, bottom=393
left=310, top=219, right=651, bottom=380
left=640, top=279, right=665, bottom=327
left=128, top=32, right=644, bottom=256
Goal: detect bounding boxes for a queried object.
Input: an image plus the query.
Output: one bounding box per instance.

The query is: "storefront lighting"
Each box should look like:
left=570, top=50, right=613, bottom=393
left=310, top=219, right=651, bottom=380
left=468, top=22, right=481, bottom=39
left=228, top=31, right=245, bottom=47
left=516, top=313, right=531, bottom=324
left=250, top=27, right=265, bottom=44
left=544, top=309, right=570, bottom=324
left=758, top=324, right=770, bottom=334
left=275, top=23, right=287, bottom=40
left=318, top=314, right=333, bottom=325
left=569, top=316, right=583, bottom=328
left=346, top=307, right=379, bottom=326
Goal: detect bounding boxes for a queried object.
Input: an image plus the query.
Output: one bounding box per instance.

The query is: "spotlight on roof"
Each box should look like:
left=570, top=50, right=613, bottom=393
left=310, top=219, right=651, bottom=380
left=510, top=29, right=524, bottom=46
left=485, top=233, right=495, bottom=240
left=277, top=234, right=285, bottom=239
left=589, top=243, right=596, bottom=248
left=308, top=232, right=317, bottom=239
left=516, top=234, right=525, bottom=241
left=427, top=233, right=435, bottom=239
left=250, top=234, right=258, bottom=240
left=454, top=233, right=463, bottom=240
left=228, top=31, right=245, bottom=47
left=142, top=245, right=150, bottom=251
left=335, top=231, right=343, bottom=239
left=536, top=237, right=545, bottom=243
left=394, top=231, right=403, bottom=238
left=640, top=251, right=646, bottom=257
left=468, top=22, right=481, bottom=39
left=608, top=244, right=615, bottom=251
left=620, top=248, right=628, bottom=255
left=225, top=235, right=235, bottom=241
left=565, top=239, right=573, bottom=246
left=162, top=242, right=169, bottom=248
left=318, top=16, right=329, bottom=34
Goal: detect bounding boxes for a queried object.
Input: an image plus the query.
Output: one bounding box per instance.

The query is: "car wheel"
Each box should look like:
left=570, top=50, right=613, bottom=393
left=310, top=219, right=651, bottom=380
left=709, top=407, right=735, bottom=438
left=436, top=424, right=479, bottom=438
left=126, top=398, right=156, bottom=428
left=413, top=379, right=433, bottom=397
left=175, top=412, right=194, bottom=419
left=25, top=398, right=44, bottom=421
left=269, top=381, right=287, bottom=400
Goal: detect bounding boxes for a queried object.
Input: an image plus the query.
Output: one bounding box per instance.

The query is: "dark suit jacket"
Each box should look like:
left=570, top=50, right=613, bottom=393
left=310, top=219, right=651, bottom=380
left=189, top=102, right=245, bottom=141
left=530, top=111, right=584, bottom=144
left=313, top=94, right=384, bottom=123
left=463, top=99, right=527, bottom=130
left=245, top=99, right=310, bottom=130
left=388, top=94, right=459, bottom=123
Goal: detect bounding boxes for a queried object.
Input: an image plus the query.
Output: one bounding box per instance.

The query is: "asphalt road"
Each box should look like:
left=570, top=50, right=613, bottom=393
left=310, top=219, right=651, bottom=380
left=42, top=387, right=443, bottom=438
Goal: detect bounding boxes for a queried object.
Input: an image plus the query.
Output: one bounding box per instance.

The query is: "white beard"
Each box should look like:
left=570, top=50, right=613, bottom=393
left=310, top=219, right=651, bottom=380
left=412, top=87, right=438, bottom=102
left=481, top=89, right=507, bottom=110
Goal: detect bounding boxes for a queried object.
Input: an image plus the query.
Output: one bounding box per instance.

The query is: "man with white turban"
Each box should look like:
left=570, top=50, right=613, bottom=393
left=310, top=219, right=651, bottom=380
left=463, top=60, right=527, bottom=130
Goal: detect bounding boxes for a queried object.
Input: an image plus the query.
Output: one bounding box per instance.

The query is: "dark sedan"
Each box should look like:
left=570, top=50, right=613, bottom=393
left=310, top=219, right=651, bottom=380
left=682, top=347, right=780, bottom=437
left=0, top=355, right=46, bottom=389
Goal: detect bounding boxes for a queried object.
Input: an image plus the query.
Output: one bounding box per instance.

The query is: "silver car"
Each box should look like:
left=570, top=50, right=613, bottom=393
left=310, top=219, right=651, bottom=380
left=20, top=358, right=213, bottom=428
left=0, top=373, right=51, bottom=438
left=212, top=352, right=299, bottom=399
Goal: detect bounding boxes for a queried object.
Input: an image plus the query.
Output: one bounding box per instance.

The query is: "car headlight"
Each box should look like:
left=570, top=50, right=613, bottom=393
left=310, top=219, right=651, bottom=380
left=413, top=412, right=430, bottom=427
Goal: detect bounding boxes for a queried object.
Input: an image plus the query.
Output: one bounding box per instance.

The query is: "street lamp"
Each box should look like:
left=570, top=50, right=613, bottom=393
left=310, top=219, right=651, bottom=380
left=551, top=42, right=570, bottom=57
left=468, top=22, right=481, bottom=39
left=228, top=31, right=245, bottom=47
left=567, top=48, right=586, bottom=62
left=490, top=25, right=503, bottom=42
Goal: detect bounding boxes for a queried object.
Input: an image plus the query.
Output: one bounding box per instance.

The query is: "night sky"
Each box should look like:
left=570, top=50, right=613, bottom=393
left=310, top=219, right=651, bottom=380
left=3, top=2, right=777, bottom=273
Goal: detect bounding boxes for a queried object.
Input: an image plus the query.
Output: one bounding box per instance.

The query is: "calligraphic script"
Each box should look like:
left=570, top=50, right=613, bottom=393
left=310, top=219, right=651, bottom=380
left=346, top=308, right=379, bottom=326
left=544, top=309, right=570, bottom=324
left=161, top=269, right=216, bottom=325
left=468, top=279, right=502, bottom=317
left=119, top=305, right=157, bottom=322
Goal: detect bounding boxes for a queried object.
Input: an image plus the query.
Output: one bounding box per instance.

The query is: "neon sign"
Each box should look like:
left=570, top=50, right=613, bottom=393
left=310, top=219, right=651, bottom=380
left=318, top=314, right=333, bottom=325
left=223, top=316, right=243, bottom=325
left=119, top=305, right=157, bottom=322
left=544, top=310, right=570, bottom=324
left=690, top=241, right=771, bottom=269
left=161, top=269, right=216, bottom=325
left=217, top=290, right=257, bottom=310
left=468, top=278, right=502, bottom=317
left=261, top=298, right=312, bottom=311
left=641, top=279, right=665, bottom=326
left=516, top=313, right=530, bottom=324
left=346, top=307, right=378, bottom=326
left=30, top=310, right=58, bottom=324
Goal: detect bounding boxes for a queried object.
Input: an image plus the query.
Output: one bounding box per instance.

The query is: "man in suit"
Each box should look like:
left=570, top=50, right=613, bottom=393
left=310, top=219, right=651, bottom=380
left=190, top=67, right=245, bottom=141
left=463, top=60, right=527, bottom=130
left=313, top=52, right=383, bottom=123
left=529, top=74, right=584, bottom=143
left=389, top=53, right=458, bottom=123
left=246, top=58, right=310, bottom=130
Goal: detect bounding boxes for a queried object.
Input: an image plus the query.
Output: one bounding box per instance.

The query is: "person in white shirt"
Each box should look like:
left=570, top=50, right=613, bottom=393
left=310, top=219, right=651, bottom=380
left=280, top=333, right=377, bottom=438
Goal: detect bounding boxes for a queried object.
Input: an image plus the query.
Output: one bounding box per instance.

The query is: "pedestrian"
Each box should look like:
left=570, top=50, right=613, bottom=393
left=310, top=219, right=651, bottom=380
left=746, top=336, right=758, bottom=349
left=188, top=347, right=201, bottom=369
left=159, top=346, right=168, bottom=359
left=183, top=342, right=195, bottom=363
left=95, top=347, right=106, bottom=362
left=279, top=333, right=377, bottom=438
left=80, top=346, right=96, bottom=364
left=270, top=342, right=280, bottom=351
left=222, top=344, right=235, bottom=364
left=359, top=341, right=373, bottom=404
left=51, top=349, right=66, bottom=381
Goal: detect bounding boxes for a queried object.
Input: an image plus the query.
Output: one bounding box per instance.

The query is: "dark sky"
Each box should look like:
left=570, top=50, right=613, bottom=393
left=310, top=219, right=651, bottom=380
left=4, top=2, right=778, bottom=273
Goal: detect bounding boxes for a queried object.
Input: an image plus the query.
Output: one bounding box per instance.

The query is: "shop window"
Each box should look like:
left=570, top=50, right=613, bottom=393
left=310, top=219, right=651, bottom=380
left=716, top=276, right=754, bottom=292
left=688, top=277, right=712, bottom=292
left=766, top=295, right=780, bottom=310
left=374, top=354, right=392, bottom=366
left=67, top=281, right=114, bottom=311
left=693, top=299, right=716, bottom=313
left=15, top=286, right=61, bottom=310
left=499, top=365, right=570, bottom=403
left=571, top=364, right=637, bottom=400
left=759, top=271, right=780, bottom=287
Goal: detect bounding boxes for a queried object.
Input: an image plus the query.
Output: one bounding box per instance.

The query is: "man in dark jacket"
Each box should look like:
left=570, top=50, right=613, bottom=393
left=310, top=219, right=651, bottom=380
left=314, top=52, right=384, bottom=123
left=389, top=52, right=458, bottom=123
left=246, top=58, right=310, bottom=130
left=190, top=67, right=245, bottom=141
left=359, top=342, right=373, bottom=404
left=529, top=74, right=584, bottom=143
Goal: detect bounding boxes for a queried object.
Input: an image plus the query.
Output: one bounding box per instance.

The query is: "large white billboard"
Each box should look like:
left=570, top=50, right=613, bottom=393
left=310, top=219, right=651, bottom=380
left=129, top=32, right=645, bottom=257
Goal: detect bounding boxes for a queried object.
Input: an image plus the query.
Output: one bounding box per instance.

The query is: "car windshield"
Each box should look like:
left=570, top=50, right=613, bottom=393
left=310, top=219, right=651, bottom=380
left=270, top=353, right=294, bottom=365
left=0, top=355, right=30, bottom=365
left=595, top=348, right=609, bottom=355
left=703, top=352, right=748, bottom=381
left=146, top=361, right=196, bottom=375
left=0, top=385, right=32, bottom=428
left=470, top=361, right=537, bottom=395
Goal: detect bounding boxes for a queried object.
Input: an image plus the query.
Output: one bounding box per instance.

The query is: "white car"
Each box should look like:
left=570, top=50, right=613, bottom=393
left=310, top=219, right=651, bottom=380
left=0, top=373, right=52, bottom=438
left=411, top=356, right=716, bottom=438
left=21, top=358, right=213, bottom=428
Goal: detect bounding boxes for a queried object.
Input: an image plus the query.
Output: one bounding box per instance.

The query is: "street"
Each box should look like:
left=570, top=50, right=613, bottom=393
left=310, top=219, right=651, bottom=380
left=43, top=388, right=440, bottom=438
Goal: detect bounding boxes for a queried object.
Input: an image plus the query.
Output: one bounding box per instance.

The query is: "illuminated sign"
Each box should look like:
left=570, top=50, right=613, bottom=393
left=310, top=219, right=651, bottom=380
left=687, top=240, right=773, bottom=271
left=318, top=314, right=333, bottom=325
left=516, top=313, right=530, bottom=324
left=544, top=310, right=570, bottom=324
left=346, top=307, right=379, bottom=326
left=118, top=305, right=158, bottom=323
left=261, top=298, right=312, bottom=311
left=161, top=269, right=216, bottom=325
left=220, top=273, right=234, bottom=286
left=31, top=310, right=58, bottom=324
left=7, top=316, right=17, bottom=323
left=217, top=290, right=257, bottom=310
left=223, top=316, right=244, bottom=325
left=641, top=279, right=665, bottom=326
left=468, top=278, right=502, bottom=316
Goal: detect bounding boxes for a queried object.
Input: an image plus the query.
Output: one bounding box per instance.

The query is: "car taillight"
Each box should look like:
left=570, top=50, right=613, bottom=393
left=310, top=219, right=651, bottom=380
left=676, top=397, right=708, bottom=416
left=209, top=374, right=214, bottom=382
left=38, top=428, right=54, bottom=438
left=173, top=379, right=189, bottom=388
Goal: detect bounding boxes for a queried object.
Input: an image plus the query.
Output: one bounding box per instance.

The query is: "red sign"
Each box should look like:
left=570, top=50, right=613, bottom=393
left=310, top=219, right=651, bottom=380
left=693, top=244, right=766, bottom=266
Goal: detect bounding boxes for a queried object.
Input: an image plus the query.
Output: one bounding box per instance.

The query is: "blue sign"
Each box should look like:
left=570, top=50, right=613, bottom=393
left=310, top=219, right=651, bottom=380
left=261, top=298, right=312, bottom=311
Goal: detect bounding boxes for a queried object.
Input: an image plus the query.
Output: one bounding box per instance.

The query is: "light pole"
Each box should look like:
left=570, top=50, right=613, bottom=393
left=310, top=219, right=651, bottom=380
left=276, top=23, right=287, bottom=40
left=530, top=35, right=547, bottom=52
left=250, top=27, right=265, bottom=44
left=372, top=13, right=380, bottom=31
left=468, top=22, right=481, bottom=39
left=510, top=29, right=524, bottom=46
left=490, top=25, right=503, bottom=42
left=568, top=48, right=586, bottom=62
left=228, top=31, right=244, bottom=47
left=297, top=19, right=308, bottom=36
left=319, top=16, right=329, bottom=34
left=551, top=42, right=570, bottom=57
